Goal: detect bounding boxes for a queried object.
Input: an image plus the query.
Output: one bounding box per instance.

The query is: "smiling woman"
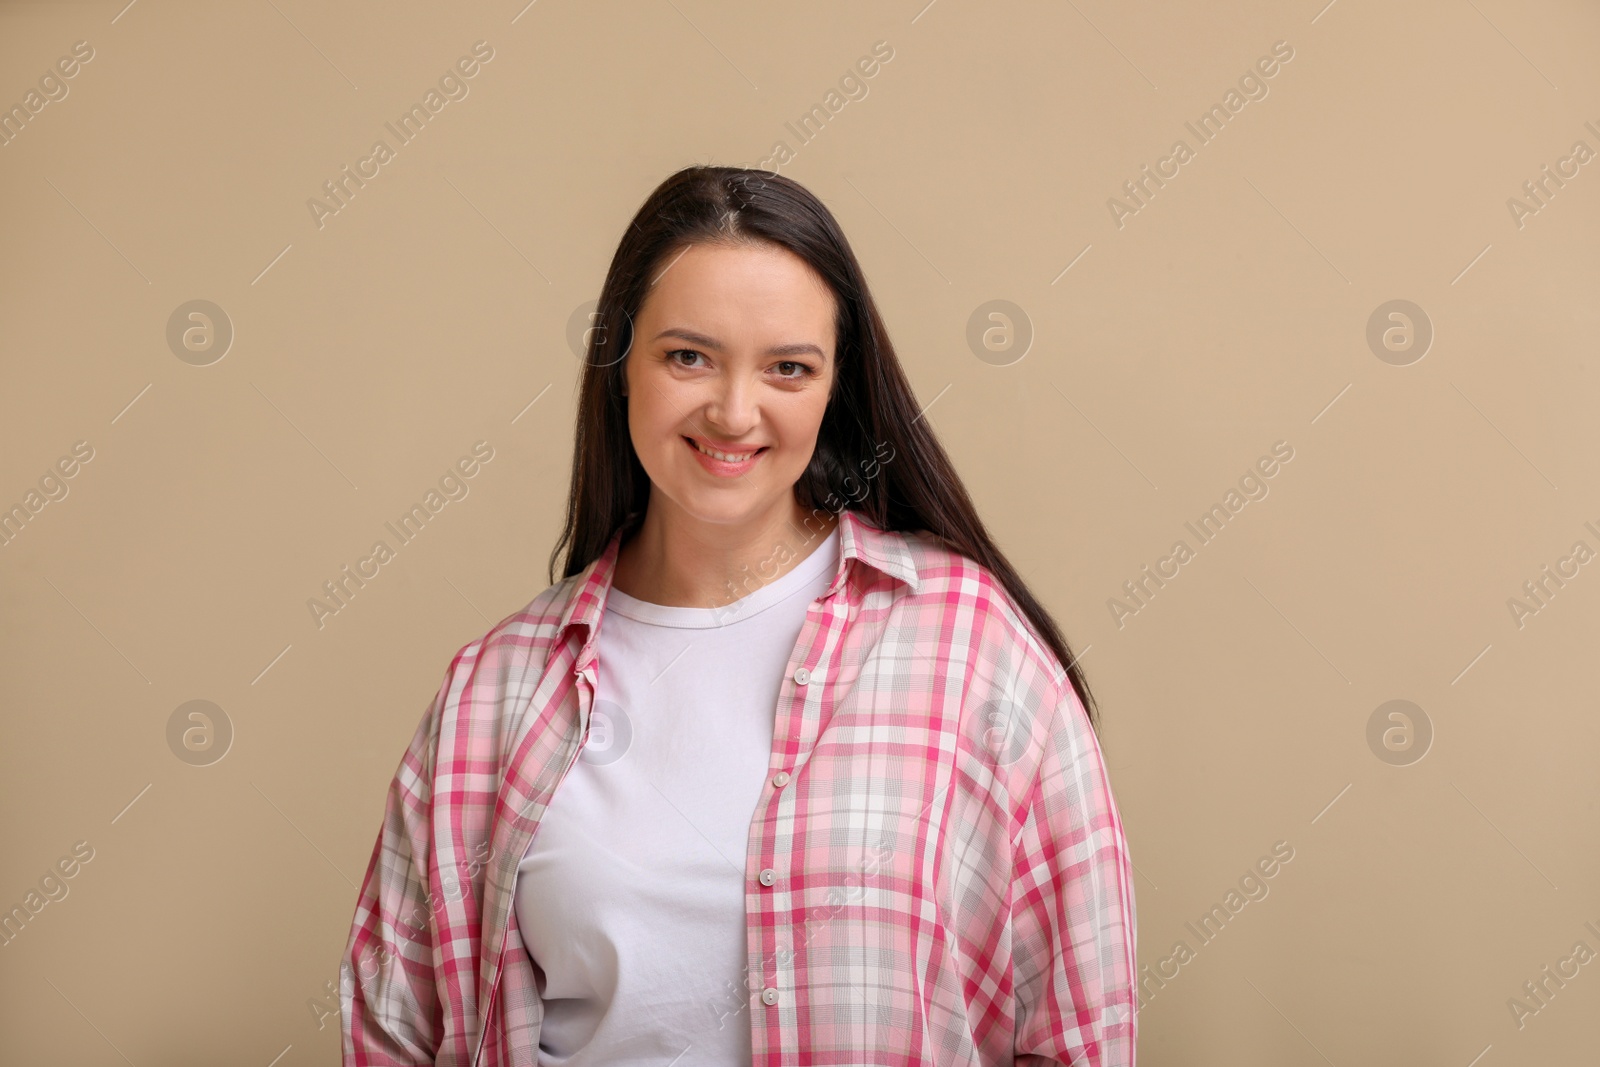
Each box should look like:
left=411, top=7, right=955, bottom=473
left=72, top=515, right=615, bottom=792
left=609, top=240, right=843, bottom=598
left=342, top=166, right=1137, bottom=1067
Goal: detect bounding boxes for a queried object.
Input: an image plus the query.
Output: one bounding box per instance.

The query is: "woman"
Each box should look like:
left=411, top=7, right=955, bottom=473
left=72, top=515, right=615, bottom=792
left=341, top=166, right=1136, bottom=1066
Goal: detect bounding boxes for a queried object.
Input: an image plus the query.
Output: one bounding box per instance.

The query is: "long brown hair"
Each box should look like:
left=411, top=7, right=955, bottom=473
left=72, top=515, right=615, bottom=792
left=549, top=165, right=1101, bottom=730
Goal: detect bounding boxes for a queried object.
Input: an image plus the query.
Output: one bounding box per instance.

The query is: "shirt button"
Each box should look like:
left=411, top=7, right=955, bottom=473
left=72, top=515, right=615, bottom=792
left=762, top=987, right=779, bottom=1005
left=759, top=868, right=777, bottom=886
left=771, top=771, right=791, bottom=788
left=793, top=667, right=811, bottom=685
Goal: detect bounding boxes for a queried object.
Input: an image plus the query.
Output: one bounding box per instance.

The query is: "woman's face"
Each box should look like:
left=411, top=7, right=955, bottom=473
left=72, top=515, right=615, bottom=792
left=622, top=240, right=837, bottom=531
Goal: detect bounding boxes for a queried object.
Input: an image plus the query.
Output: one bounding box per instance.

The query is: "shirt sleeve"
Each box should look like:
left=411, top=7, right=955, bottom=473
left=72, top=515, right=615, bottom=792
left=340, top=663, right=453, bottom=1065
left=1010, top=674, right=1138, bottom=1066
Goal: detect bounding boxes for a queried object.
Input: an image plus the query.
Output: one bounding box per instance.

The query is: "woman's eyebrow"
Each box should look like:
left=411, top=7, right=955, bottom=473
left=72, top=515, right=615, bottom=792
left=652, top=326, right=823, bottom=359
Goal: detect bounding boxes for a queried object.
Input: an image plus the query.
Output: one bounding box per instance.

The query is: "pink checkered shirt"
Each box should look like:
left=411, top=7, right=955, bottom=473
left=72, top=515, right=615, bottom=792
left=341, top=507, right=1137, bottom=1065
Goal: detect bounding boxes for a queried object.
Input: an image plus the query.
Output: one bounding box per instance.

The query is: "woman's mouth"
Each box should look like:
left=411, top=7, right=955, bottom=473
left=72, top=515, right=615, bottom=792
left=683, top=435, right=768, bottom=476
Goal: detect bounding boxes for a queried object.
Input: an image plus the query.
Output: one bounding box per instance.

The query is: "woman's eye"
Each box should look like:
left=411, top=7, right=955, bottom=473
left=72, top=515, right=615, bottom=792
left=666, top=349, right=812, bottom=378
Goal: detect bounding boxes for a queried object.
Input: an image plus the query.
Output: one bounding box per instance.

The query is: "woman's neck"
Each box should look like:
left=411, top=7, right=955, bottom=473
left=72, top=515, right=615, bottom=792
left=611, top=499, right=839, bottom=609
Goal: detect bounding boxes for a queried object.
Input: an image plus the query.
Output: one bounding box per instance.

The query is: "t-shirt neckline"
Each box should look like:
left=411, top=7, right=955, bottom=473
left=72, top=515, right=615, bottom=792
left=605, top=524, right=840, bottom=630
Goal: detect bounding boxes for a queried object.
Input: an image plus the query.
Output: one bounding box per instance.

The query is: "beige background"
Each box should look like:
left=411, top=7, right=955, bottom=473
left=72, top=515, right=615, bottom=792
left=2, top=0, right=1597, bottom=1062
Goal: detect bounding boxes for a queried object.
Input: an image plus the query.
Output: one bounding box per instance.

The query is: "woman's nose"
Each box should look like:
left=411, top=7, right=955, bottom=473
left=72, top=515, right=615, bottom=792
left=705, top=379, right=758, bottom=433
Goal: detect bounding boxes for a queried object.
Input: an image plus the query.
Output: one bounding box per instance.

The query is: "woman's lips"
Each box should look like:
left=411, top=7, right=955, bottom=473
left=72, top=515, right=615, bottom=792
left=684, top=435, right=767, bottom=476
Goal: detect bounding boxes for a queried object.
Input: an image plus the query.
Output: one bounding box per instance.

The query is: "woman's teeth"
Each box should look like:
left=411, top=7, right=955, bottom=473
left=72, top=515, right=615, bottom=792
left=691, top=439, right=762, bottom=462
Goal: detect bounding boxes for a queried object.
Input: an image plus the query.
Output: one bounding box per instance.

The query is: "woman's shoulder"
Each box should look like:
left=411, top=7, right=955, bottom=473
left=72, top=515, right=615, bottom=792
left=887, top=526, right=1071, bottom=691
left=461, top=572, right=585, bottom=671
left=878, top=527, right=1087, bottom=784
left=424, top=572, right=587, bottom=717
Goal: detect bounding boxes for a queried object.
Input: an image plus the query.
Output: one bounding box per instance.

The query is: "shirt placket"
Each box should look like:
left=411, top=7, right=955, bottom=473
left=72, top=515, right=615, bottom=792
left=746, top=581, right=847, bottom=1062
left=474, top=632, right=595, bottom=1067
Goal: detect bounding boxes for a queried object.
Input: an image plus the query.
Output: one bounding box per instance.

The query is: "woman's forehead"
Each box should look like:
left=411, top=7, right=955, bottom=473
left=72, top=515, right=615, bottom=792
left=637, top=245, right=836, bottom=354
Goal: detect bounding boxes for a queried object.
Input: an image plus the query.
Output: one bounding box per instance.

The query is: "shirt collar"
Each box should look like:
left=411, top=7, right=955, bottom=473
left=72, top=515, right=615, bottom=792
left=559, top=507, right=922, bottom=667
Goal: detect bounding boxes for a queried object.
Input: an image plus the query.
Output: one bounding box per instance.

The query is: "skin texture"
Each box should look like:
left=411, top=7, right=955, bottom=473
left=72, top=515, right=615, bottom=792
left=611, top=240, right=841, bottom=609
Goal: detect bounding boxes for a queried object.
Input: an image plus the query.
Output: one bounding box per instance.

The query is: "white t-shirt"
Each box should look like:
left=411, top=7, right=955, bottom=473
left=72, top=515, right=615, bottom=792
left=513, top=524, right=840, bottom=1066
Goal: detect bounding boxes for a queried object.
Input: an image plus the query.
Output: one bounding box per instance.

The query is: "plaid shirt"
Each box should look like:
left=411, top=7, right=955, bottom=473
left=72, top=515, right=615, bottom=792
left=341, top=507, right=1137, bottom=1065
